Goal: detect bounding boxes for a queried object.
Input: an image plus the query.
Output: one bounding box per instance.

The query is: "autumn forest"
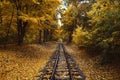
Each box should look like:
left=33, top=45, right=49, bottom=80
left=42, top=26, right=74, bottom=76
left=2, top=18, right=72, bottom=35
left=0, top=0, right=120, bottom=80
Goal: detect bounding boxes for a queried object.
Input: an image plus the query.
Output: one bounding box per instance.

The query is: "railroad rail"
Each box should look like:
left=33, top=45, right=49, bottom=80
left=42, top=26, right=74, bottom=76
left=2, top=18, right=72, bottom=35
left=38, top=43, right=86, bottom=80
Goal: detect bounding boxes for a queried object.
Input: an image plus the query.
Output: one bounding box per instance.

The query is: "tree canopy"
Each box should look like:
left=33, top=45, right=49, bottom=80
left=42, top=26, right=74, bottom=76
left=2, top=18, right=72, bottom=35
left=0, top=0, right=61, bottom=45
left=60, top=0, right=120, bottom=63
left=1, top=0, right=120, bottom=61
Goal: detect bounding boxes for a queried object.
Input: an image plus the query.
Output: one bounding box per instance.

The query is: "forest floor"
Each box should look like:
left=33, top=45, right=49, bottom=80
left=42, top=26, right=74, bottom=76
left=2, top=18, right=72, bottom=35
left=0, top=42, right=120, bottom=80
left=0, top=42, right=57, bottom=80
left=66, top=44, right=120, bottom=80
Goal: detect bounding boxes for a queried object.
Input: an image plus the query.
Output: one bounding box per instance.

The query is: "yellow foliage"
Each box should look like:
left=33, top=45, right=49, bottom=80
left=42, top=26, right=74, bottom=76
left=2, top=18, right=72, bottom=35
left=72, top=26, right=91, bottom=47
left=87, top=0, right=120, bottom=24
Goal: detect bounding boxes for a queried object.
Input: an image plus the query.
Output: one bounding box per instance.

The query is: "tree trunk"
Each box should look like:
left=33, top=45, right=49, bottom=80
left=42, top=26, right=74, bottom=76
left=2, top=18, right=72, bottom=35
left=17, top=20, right=28, bottom=45
left=43, top=29, right=46, bottom=42
left=49, top=29, right=53, bottom=41
left=17, top=19, right=22, bottom=45
left=46, top=29, right=49, bottom=42
left=47, top=29, right=51, bottom=41
left=16, top=2, right=23, bottom=45
left=68, top=32, right=72, bottom=43
left=68, top=18, right=77, bottom=43
left=16, top=1, right=28, bottom=45
left=0, top=8, right=2, bottom=27
left=4, top=5, right=14, bottom=48
left=39, top=30, right=42, bottom=44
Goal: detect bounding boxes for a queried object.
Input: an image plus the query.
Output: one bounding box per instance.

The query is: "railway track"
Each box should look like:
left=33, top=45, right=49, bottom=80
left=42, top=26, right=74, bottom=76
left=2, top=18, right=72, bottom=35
left=38, top=43, right=86, bottom=80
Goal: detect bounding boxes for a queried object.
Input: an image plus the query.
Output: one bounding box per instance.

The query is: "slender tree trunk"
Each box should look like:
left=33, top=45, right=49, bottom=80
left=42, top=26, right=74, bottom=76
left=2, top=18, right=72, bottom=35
left=43, top=29, right=46, bottom=42
left=16, top=1, right=23, bottom=45
left=17, top=19, right=22, bottom=45
left=0, top=0, right=2, bottom=27
left=16, top=1, right=28, bottom=45
left=68, top=32, right=72, bottom=43
left=47, top=29, right=50, bottom=41
left=68, top=18, right=77, bottom=43
left=4, top=5, right=14, bottom=48
left=0, top=9, right=2, bottom=27
left=21, top=22, right=28, bottom=44
left=49, top=29, right=53, bottom=41
left=39, top=30, right=42, bottom=44
left=46, top=29, right=49, bottom=42
left=17, top=20, right=28, bottom=45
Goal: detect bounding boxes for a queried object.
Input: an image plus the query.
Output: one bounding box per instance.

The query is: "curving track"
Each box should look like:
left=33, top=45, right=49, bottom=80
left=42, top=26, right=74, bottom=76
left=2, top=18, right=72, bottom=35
left=38, top=43, right=86, bottom=80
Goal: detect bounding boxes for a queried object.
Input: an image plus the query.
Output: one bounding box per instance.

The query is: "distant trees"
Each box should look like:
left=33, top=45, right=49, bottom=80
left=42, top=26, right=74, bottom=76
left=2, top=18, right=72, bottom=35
left=61, top=0, right=91, bottom=43
left=61, top=4, right=78, bottom=43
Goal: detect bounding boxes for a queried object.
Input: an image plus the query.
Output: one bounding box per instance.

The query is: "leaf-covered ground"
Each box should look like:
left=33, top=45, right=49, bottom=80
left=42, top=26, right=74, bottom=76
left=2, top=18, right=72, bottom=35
left=0, top=42, right=57, bottom=80
left=1, top=43, right=120, bottom=80
left=66, top=44, right=120, bottom=80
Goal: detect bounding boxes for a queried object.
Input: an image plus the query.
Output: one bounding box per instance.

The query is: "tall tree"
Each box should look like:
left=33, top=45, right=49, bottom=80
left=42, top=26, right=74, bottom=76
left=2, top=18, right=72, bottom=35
left=0, top=0, right=61, bottom=45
